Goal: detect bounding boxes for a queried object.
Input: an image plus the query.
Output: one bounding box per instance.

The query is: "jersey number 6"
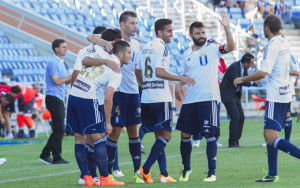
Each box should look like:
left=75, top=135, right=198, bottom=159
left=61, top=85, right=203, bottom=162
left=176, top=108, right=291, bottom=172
left=144, top=57, right=153, bottom=78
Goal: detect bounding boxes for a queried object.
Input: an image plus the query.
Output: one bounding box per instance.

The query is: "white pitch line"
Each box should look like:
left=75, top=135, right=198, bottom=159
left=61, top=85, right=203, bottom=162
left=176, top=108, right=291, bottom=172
left=1, top=138, right=300, bottom=184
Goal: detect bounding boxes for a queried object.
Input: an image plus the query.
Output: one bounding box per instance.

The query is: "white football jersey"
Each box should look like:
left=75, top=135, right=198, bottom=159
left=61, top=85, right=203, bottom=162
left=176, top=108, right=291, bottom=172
left=73, top=44, right=94, bottom=71
left=289, top=55, right=299, bottom=96
left=117, top=38, right=140, bottom=94
left=259, top=35, right=292, bottom=103
left=69, top=48, right=122, bottom=105
left=182, top=39, right=223, bottom=104
left=138, top=38, right=172, bottom=103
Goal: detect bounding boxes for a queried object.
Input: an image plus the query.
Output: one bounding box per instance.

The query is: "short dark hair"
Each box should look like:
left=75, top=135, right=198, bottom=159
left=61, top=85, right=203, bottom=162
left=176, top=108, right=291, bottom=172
left=119, top=11, right=137, bottom=24
left=101, top=29, right=122, bottom=41
left=189, top=21, right=205, bottom=34
left=0, top=82, right=7, bottom=85
left=2, top=94, right=13, bottom=103
left=11, top=85, right=21, bottom=94
left=264, top=15, right=281, bottom=35
left=155, top=19, right=172, bottom=35
left=113, top=40, right=130, bottom=55
left=52, top=39, right=66, bottom=53
left=93, top=26, right=106, bottom=34
left=241, top=53, right=254, bottom=64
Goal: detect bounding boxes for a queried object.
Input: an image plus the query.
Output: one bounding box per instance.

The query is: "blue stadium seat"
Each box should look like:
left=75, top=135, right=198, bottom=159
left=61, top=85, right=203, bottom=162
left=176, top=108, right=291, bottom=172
left=291, top=6, right=300, bottom=23
left=238, top=19, right=251, bottom=30
left=230, top=8, right=243, bottom=19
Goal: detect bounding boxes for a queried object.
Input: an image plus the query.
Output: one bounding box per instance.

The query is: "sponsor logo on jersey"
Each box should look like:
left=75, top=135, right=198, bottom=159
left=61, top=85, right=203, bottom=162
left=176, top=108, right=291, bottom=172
left=73, top=80, right=91, bottom=92
left=143, top=81, right=164, bottom=89
left=279, top=84, right=290, bottom=95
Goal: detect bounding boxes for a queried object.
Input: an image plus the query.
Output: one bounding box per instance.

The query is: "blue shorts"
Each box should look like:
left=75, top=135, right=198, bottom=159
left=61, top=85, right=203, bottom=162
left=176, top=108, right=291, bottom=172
left=176, top=101, right=220, bottom=137
left=111, top=92, right=141, bottom=127
left=264, top=101, right=290, bottom=132
left=66, top=95, right=105, bottom=135
left=141, top=102, right=172, bottom=133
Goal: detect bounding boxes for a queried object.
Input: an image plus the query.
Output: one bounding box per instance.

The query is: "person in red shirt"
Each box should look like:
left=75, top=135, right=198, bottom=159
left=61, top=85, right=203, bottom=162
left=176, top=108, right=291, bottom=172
left=11, top=85, right=37, bottom=138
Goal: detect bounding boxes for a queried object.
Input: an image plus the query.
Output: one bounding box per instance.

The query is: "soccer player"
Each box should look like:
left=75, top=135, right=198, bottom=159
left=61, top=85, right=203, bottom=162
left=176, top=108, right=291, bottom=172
left=88, top=11, right=144, bottom=183
left=175, top=10, right=235, bottom=183
left=66, top=40, right=131, bottom=186
left=234, top=15, right=300, bottom=182
left=71, top=27, right=121, bottom=184
left=136, top=18, right=195, bottom=183
left=68, top=28, right=122, bottom=184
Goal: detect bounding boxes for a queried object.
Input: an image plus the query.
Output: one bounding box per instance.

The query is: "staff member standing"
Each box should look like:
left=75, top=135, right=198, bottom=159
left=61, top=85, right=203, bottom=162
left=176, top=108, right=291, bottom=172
left=220, top=53, right=256, bottom=148
left=39, top=39, right=72, bottom=165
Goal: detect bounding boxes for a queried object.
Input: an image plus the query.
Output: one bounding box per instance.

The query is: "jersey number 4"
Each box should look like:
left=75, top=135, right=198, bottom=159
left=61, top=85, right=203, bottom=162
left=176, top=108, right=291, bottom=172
left=199, top=55, right=208, bottom=66
left=144, top=57, right=153, bottom=78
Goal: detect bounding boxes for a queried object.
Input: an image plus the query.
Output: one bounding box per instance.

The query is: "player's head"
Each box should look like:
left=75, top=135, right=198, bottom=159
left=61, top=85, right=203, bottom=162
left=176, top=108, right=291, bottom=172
left=101, top=29, right=122, bottom=43
left=33, top=83, right=41, bottom=93
left=263, top=15, right=281, bottom=39
left=113, top=40, right=132, bottom=66
left=1, top=94, right=13, bottom=106
left=52, top=39, right=67, bottom=57
left=155, top=18, right=173, bottom=43
left=93, top=26, right=106, bottom=34
left=189, top=21, right=207, bottom=46
left=10, top=85, right=21, bottom=97
left=241, top=53, right=255, bottom=69
left=119, top=11, right=138, bottom=37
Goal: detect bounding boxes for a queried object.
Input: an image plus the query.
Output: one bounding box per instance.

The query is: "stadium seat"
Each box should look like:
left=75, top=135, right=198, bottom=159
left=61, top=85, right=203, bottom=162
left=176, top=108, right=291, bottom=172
left=251, top=94, right=266, bottom=120
left=238, top=19, right=251, bottom=30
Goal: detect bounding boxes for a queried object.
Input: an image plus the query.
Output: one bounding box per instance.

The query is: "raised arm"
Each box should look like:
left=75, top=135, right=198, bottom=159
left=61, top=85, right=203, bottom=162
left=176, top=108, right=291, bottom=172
left=218, top=10, right=235, bottom=53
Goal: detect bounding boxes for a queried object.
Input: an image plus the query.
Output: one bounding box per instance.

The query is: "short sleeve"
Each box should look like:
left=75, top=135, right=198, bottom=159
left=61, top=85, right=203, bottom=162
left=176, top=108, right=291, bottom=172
left=73, top=49, right=84, bottom=71
left=47, top=61, right=59, bottom=76
left=290, top=55, right=300, bottom=72
left=259, top=42, right=278, bottom=74
left=155, top=44, right=168, bottom=69
left=107, top=73, right=122, bottom=90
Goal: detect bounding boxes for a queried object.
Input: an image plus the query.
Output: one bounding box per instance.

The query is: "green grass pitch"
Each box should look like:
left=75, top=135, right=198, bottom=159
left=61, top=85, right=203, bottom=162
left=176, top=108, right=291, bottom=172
left=1, top=118, right=300, bottom=188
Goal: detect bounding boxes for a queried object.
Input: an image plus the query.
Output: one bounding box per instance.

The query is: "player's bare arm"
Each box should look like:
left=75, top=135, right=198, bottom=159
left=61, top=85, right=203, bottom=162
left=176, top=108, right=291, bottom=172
left=86, top=34, right=113, bottom=53
left=234, top=71, right=267, bottom=87
left=71, top=70, right=80, bottom=86
left=218, top=10, right=235, bottom=53
left=135, top=69, right=143, bottom=85
left=104, top=86, right=115, bottom=135
left=156, top=68, right=195, bottom=86
left=82, top=56, right=120, bottom=73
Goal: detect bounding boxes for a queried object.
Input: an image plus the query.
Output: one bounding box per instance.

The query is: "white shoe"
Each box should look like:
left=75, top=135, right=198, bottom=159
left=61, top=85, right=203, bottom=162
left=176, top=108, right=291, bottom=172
left=93, top=177, right=100, bottom=183
left=192, top=140, right=200, bottom=147
left=262, top=143, right=267, bottom=147
left=216, top=141, right=223, bottom=147
left=136, top=169, right=143, bottom=179
left=113, top=170, right=124, bottom=177
left=204, top=175, right=216, bottom=182
left=4, top=133, right=13, bottom=140
left=78, top=178, right=84, bottom=185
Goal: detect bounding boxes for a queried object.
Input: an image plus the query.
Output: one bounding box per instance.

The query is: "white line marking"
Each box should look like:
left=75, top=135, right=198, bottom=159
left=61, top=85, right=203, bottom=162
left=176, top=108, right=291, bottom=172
left=1, top=138, right=300, bottom=184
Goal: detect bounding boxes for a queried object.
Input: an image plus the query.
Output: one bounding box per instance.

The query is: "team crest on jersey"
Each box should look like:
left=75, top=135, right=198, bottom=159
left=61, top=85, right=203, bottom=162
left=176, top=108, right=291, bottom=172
left=86, top=48, right=96, bottom=54
left=161, top=58, right=167, bottom=66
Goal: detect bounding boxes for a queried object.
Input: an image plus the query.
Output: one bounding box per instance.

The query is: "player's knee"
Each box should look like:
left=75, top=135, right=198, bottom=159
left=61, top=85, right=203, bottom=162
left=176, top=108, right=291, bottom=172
left=74, top=133, right=84, bottom=143
left=181, top=131, right=191, bottom=138
left=263, top=132, right=277, bottom=146
left=109, top=128, right=121, bottom=142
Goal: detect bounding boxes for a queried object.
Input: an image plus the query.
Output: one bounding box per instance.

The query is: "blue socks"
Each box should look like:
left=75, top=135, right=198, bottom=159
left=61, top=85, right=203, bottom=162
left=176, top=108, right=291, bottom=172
left=206, top=137, right=217, bottom=176
left=284, top=117, right=292, bottom=141
left=274, top=137, right=300, bottom=159
left=113, top=148, right=120, bottom=171
left=94, top=137, right=109, bottom=177
left=158, top=149, right=168, bottom=177
left=267, top=144, right=278, bottom=176
left=180, top=137, right=192, bottom=171
left=129, top=137, right=141, bottom=173
left=139, top=127, right=146, bottom=141
left=106, top=139, right=117, bottom=175
left=85, top=144, right=97, bottom=177
left=75, top=142, right=89, bottom=176
left=143, top=136, right=169, bottom=174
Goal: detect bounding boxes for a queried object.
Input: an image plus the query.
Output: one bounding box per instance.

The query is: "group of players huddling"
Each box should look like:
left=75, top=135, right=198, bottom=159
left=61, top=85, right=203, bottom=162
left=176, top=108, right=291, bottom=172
left=66, top=9, right=300, bottom=186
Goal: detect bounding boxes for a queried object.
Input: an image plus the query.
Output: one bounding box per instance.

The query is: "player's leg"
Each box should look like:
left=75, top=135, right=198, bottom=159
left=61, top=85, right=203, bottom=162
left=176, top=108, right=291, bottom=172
left=256, top=102, right=300, bottom=182
left=107, top=127, right=122, bottom=175
left=89, top=132, right=124, bottom=186
left=284, top=110, right=292, bottom=141
left=179, top=131, right=193, bottom=182
left=139, top=126, right=147, bottom=154
left=85, top=135, right=99, bottom=182
left=16, top=111, right=25, bottom=138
